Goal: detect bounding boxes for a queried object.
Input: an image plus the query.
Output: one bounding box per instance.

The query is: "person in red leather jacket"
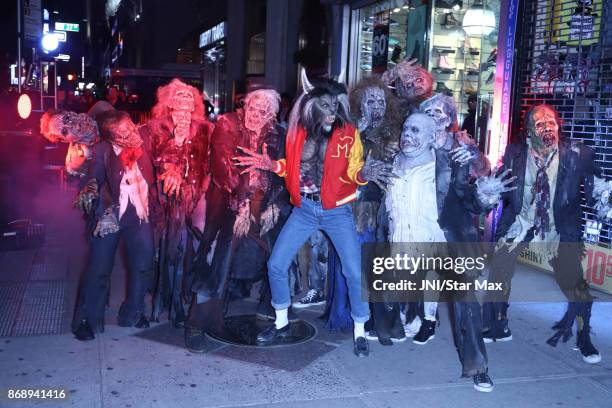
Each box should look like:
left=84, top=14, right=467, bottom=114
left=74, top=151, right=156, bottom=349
left=235, top=70, right=394, bottom=357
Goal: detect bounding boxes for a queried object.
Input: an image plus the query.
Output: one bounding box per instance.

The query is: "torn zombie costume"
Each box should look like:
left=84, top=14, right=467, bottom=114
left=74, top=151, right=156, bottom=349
left=483, top=104, right=611, bottom=364
left=378, top=113, right=504, bottom=390
left=403, top=93, right=491, bottom=340
left=235, top=70, right=396, bottom=356
left=324, top=76, right=404, bottom=338
left=72, top=110, right=158, bottom=340
left=185, top=89, right=289, bottom=350
left=139, top=79, right=213, bottom=327
left=382, top=59, right=433, bottom=116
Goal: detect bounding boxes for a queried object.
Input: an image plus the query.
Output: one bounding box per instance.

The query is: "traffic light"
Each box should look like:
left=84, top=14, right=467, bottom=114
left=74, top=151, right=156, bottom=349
left=17, top=93, right=32, bottom=119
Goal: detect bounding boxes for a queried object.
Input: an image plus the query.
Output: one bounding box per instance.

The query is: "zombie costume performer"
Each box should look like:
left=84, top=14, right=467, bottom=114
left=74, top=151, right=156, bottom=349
left=140, top=79, right=213, bottom=327
left=482, top=104, right=611, bottom=364
left=378, top=113, right=511, bottom=391
left=184, top=89, right=289, bottom=352
left=382, top=59, right=434, bottom=116
left=72, top=110, right=157, bottom=341
left=401, top=93, right=490, bottom=340
left=235, top=70, right=395, bottom=357
left=324, top=76, right=404, bottom=339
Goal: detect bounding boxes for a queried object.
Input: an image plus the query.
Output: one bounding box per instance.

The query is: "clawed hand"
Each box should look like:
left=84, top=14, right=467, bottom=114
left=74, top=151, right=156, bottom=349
left=74, top=178, right=99, bottom=214
left=360, top=151, right=398, bottom=191
left=450, top=133, right=478, bottom=165
left=93, top=207, right=119, bottom=238
left=476, top=168, right=517, bottom=206
left=158, top=164, right=182, bottom=197
left=232, top=144, right=275, bottom=174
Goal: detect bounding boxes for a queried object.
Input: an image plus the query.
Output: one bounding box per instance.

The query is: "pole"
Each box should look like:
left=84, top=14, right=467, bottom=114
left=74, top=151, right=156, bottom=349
left=17, top=0, right=22, bottom=93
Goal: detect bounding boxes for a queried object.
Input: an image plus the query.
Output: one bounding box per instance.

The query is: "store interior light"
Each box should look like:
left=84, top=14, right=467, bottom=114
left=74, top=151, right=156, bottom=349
left=393, top=7, right=401, bottom=12
left=452, top=0, right=463, bottom=11
left=462, top=2, right=496, bottom=36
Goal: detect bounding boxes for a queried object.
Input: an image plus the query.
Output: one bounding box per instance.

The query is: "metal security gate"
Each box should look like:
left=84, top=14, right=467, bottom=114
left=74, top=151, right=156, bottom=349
left=512, top=0, right=612, bottom=246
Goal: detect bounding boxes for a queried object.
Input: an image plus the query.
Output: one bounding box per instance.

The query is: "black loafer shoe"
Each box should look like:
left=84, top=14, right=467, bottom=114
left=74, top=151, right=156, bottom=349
left=135, top=315, right=150, bottom=329
left=73, top=319, right=95, bottom=341
left=256, top=324, right=292, bottom=345
left=185, top=326, right=207, bottom=353
left=353, top=336, right=370, bottom=357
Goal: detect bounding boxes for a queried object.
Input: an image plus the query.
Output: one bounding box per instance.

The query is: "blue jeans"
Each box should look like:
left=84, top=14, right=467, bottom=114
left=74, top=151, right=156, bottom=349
left=267, top=198, right=369, bottom=323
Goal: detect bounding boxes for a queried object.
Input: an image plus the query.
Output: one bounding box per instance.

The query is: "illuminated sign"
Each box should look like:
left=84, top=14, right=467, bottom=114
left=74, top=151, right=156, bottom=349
left=55, top=22, right=79, bottom=32
left=199, top=22, right=225, bottom=48
left=53, top=31, right=67, bottom=42
left=56, top=54, right=71, bottom=61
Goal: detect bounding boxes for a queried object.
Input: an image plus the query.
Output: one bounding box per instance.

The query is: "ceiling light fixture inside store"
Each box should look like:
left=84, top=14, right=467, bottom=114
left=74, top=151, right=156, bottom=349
left=393, top=7, right=401, bottom=12
left=452, top=0, right=463, bottom=11
left=462, top=2, right=496, bottom=36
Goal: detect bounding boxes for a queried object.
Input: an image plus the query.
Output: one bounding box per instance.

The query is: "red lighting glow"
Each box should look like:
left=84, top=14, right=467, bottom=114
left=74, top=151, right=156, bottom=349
left=17, top=93, right=32, bottom=119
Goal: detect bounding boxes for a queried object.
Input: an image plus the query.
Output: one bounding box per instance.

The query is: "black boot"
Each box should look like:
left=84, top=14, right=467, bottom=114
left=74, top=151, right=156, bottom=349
left=576, top=302, right=601, bottom=364
left=185, top=326, right=208, bottom=353
left=73, top=319, right=95, bottom=341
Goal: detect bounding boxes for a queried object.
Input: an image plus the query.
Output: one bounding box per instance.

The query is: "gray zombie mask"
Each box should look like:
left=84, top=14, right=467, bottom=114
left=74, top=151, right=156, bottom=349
left=528, top=106, right=559, bottom=154
left=420, top=94, right=456, bottom=132
left=361, top=87, right=386, bottom=129
left=43, top=111, right=98, bottom=145
left=312, top=94, right=339, bottom=134
left=400, top=113, right=436, bottom=159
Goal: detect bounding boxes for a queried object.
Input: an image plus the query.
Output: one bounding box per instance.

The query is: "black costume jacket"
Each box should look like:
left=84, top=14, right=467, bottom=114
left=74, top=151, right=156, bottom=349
left=495, top=138, right=602, bottom=242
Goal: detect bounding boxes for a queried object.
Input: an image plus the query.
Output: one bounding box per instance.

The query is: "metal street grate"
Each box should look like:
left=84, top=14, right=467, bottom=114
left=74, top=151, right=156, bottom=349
left=0, top=283, right=27, bottom=337
left=10, top=281, right=67, bottom=337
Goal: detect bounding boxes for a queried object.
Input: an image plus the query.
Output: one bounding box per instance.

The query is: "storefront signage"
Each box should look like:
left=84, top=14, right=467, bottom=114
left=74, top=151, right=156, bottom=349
left=23, top=0, right=43, bottom=42
left=372, top=12, right=389, bottom=73
left=55, top=22, right=79, bottom=32
left=519, top=243, right=612, bottom=295
left=199, top=22, right=226, bottom=49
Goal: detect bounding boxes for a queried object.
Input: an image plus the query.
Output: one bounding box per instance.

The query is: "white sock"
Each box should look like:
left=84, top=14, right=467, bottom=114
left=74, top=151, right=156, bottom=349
left=354, top=322, right=365, bottom=339
left=275, top=308, right=289, bottom=329
left=424, top=302, right=438, bottom=321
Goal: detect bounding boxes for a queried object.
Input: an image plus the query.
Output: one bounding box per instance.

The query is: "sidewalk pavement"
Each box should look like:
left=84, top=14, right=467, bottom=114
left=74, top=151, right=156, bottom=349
left=1, top=187, right=611, bottom=408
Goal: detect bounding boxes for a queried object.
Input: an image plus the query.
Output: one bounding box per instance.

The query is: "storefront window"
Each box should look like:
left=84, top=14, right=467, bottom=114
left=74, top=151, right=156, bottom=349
left=429, top=0, right=501, bottom=151
left=201, top=42, right=227, bottom=113
left=351, top=0, right=502, bottom=151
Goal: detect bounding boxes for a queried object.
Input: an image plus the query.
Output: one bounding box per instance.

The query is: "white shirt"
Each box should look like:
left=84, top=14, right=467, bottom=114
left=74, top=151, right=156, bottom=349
left=386, top=160, right=446, bottom=244
left=112, top=144, right=149, bottom=223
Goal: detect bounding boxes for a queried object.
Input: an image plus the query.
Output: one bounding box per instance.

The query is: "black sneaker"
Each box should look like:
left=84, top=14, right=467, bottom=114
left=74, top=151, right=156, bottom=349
left=473, top=370, right=494, bottom=392
left=292, top=289, right=326, bottom=309
left=366, top=330, right=393, bottom=346
left=413, top=319, right=436, bottom=345
left=353, top=336, right=370, bottom=357
left=576, top=329, right=602, bottom=364
left=483, top=326, right=512, bottom=343
left=256, top=324, right=292, bottom=345
left=184, top=326, right=207, bottom=353
left=73, top=319, right=95, bottom=341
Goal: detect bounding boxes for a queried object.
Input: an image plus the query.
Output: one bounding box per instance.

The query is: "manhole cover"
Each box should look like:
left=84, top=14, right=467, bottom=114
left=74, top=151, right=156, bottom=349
left=206, top=314, right=316, bottom=347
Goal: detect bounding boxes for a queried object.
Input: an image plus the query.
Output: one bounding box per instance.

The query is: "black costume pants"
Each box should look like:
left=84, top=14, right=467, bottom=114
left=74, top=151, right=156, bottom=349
left=73, top=222, right=154, bottom=331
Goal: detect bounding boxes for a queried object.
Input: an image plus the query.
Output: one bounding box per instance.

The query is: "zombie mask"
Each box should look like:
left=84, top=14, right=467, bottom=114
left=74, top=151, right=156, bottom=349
left=170, top=88, right=195, bottom=112
left=40, top=111, right=98, bottom=145
left=361, top=87, right=386, bottom=129
left=244, top=92, right=277, bottom=133
left=383, top=61, right=433, bottom=102
left=400, top=113, right=436, bottom=158
left=98, top=111, right=143, bottom=148
left=420, top=93, right=457, bottom=132
left=528, top=106, right=559, bottom=153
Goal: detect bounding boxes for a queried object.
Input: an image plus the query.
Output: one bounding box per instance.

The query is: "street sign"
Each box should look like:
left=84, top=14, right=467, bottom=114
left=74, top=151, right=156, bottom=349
left=23, top=0, right=43, bottom=42
left=53, top=31, right=66, bottom=42
left=54, top=22, right=79, bottom=32
left=56, top=54, right=70, bottom=61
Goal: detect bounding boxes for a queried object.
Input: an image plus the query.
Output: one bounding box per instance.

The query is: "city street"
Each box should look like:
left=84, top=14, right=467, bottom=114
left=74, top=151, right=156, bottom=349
left=1, top=185, right=611, bottom=408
